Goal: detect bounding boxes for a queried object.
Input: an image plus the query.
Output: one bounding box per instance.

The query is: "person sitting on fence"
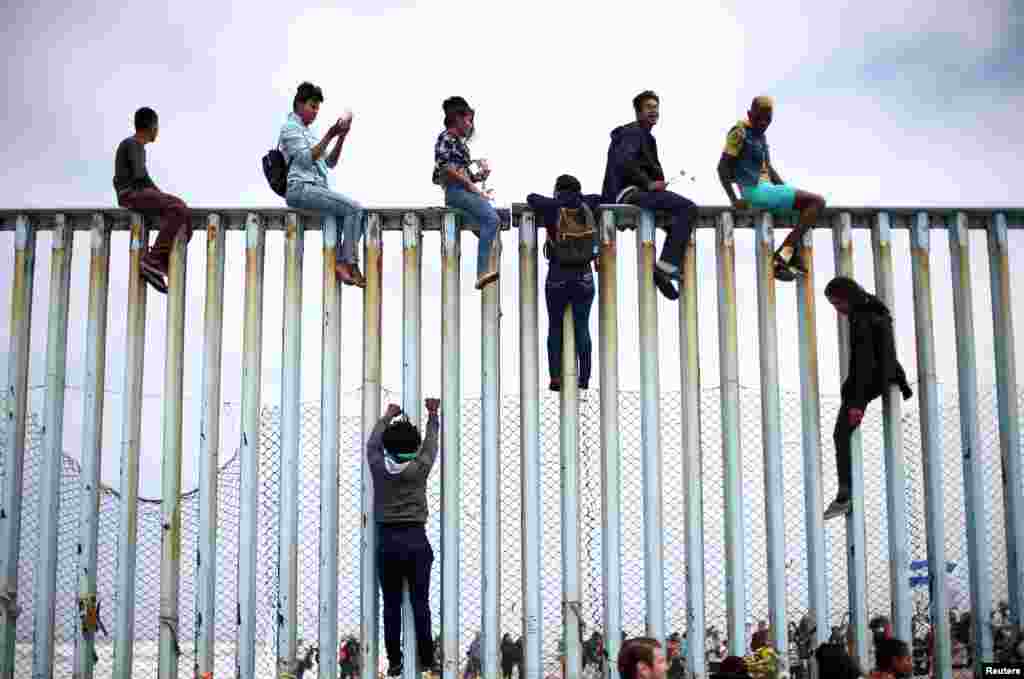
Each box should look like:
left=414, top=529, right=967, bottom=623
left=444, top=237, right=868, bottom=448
left=716, top=96, right=827, bottom=282
left=279, top=81, right=367, bottom=287
left=434, top=96, right=500, bottom=290
left=367, top=398, right=441, bottom=676
left=113, top=106, right=192, bottom=294
left=527, top=174, right=602, bottom=392
left=823, top=276, right=914, bottom=520
left=814, top=642, right=863, bottom=679
left=618, top=637, right=667, bottom=679
left=601, top=90, right=699, bottom=301
left=868, top=638, right=912, bottom=679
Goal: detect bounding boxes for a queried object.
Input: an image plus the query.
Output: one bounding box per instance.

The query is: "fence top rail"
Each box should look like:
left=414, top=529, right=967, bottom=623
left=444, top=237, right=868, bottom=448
left=1, top=205, right=1023, bottom=232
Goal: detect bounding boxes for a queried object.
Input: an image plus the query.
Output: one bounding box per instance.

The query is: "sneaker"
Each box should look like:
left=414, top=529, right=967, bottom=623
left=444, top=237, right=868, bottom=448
left=549, top=378, right=561, bottom=392
left=786, top=251, right=809, bottom=277
left=652, top=269, right=680, bottom=301
left=656, top=261, right=682, bottom=281
left=824, top=495, right=852, bottom=520
left=387, top=663, right=403, bottom=677
left=772, top=253, right=796, bottom=282
left=475, top=270, right=499, bottom=290
left=140, top=257, right=169, bottom=294
left=579, top=381, right=589, bottom=390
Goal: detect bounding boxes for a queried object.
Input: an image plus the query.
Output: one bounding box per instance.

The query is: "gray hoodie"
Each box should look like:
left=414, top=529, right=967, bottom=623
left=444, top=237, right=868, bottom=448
left=366, top=413, right=439, bottom=524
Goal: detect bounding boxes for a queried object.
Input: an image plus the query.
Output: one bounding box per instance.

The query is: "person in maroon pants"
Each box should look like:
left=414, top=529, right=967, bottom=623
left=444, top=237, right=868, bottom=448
left=113, top=107, right=192, bottom=293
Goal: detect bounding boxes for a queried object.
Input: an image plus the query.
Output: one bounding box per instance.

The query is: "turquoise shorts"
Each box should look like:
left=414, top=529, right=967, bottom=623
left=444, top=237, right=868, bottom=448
left=741, top=182, right=797, bottom=212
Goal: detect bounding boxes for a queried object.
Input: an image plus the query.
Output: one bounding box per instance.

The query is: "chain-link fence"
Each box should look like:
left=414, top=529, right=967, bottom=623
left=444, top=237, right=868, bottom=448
left=2, top=383, right=1020, bottom=678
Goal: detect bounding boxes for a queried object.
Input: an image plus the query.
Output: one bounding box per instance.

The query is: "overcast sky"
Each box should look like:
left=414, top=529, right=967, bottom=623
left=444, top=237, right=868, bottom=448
left=1, top=0, right=1023, bottom=499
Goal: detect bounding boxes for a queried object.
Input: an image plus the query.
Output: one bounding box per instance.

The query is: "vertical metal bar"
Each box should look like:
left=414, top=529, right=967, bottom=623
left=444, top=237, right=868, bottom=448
left=113, top=215, right=148, bottom=679
left=635, top=209, right=665, bottom=643
left=158, top=211, right=189, bottom=679
left=561, top=306, right=581, bottom=679
left=754, top=214, right=787, bottom=658
left=679, top=217, right=705, bottom=678
left=237, top=212, right=266, bottom=679
left=320, top=214, right=342, bottom=679
left=32, top=213, right=74, bottom=679
left=598, top=209, right=622, bottom=679
left=794, top=227, right=828, bottom=649
left=988, top=212, right=1024, bottom=625
left=277, top=212, right=304, bottom=677
left=518, top=211, right=541, bottom=679
left=441, top=212, right=463, bottom=679
left=831, top=213, right=869, bottom=669
left=74, top=214, right=111, bottom=679
left=361, top=212, right=383, bottom=679
left=401, top=212, right=423, bottom=679
left=0, top=215, right=35, bottom=679
left=715, top=212, right=746, bottom=657
left=909, top=212, right=952, bottom=679
left=480, top=231, right=501, bottom=679
left=197, top=214, right=225, bottom=676
left=948, top=212, right=993, bottom=668
left=870, top=213, right=911, bottom=644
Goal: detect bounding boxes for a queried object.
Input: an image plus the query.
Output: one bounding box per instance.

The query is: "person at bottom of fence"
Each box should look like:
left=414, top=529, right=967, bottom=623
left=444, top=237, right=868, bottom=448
left=526, top=174, right=601, bottom=393
left=823, top=276, right=914, bottom=520
left=433, top=96, right=500, bottom=291
left=367, top=398, right=441, bottom=676
left=618, top=637, right=668, bottom=679
left=601, top=90, right=698, bottom=302
left=113, top=106, right=193, bottom=295
left=868, top=638, right=913, bottom=679
left=716, top=95, right=827, bottom=282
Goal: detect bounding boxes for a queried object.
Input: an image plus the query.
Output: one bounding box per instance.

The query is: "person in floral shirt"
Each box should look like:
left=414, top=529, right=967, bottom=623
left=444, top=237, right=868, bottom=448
left=433, top=96, right=500, bottom=290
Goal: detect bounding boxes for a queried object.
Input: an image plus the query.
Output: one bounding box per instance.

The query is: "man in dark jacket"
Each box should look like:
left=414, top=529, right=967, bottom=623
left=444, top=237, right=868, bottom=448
left=601, top=90, right=699, bottom=301
left=368, top=398, right=441, bottom=675
left=824, top=277, right=913, bottom=519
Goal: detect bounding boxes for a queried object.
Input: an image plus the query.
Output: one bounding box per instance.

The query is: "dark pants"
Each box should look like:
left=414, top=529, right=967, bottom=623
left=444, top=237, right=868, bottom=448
left=117, top=188, right=193, bottom=270
left=378, top=524, right=434, bottom=669
left=625, top=190, right=698, bottom=269
left=833, top=399, right=865, bottom=494
left=545, top=276, right=595, bottom=385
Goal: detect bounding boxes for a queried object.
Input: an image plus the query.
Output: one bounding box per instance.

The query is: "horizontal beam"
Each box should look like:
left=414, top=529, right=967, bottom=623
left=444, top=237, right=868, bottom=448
left=1, top=206, right=1022, bottom=231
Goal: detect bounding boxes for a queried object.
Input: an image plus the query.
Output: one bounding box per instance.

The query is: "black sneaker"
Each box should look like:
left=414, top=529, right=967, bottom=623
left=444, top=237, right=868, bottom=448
left=824, top=494, right=852, bottom=520
left=787, top=251, right=809, bottom=277
left=140, top=257, right=169, bottom=294
left=387, top=663, right=403, bottom=677
left=653, top=269, right=680, bottom=300
left=772, top=253, right=796, bottom=282
left=549, top=379, right=561, bottom=392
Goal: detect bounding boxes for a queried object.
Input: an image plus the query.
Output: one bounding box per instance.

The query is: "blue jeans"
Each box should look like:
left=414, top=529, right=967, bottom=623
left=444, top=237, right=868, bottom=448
left=444, top=185, right=500, bottom=279
left=545, top=275, right=595, bottom=385
left=286, top=182, right=366, bottom=264
left=625, top=190, right=698, bottom=269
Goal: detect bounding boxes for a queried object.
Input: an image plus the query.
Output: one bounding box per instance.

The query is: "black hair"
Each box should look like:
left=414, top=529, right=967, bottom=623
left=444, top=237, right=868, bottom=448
left=824, top=276, right=891, bottom=316
left=293, top=82, right=324, bottom=112
left=554, top=174, right=582, bottom=195
left=632, top=90, right=660, bottom=113
left=382, top=417, right=422, bottom=458
left=814, top=643, right=862, bottom=679
left=134, top=107, right=158, bottom=131
left=874, top=638, right=910, bottom=671
left=443, top=96, right=474, bottom=128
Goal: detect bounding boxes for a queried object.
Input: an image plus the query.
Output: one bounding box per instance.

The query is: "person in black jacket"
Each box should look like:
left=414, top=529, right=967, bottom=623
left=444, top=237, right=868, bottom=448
left=601, top=90, right=699, bottom=301
left=527, top=175, right=602, bottom=392
left=824, top=276, right=914, bottom=519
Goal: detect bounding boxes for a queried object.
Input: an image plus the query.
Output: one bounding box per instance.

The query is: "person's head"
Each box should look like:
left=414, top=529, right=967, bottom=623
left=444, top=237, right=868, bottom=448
left=666, top=633, right=681, bottom=657
left=553, top=174, right=582, bottom=199
left=134, top=107, right=159, bottom=143
left=757, top=619, right=768, bottom=631
left=293, top=82, right=325, bottom=125
left=443, top=96, right=475, bottom=139
left=824, top=276, right=869, bottom=316
left=381, top=415, right=422, bottom=461
left=814, top=642, right=862, bottom=679
left=875, top=638, right=911, bottom=676
left=632, top=90, right=660, bottom=128
left=618, top=638, right=665, bottom=679
left=748, top=96, right=774, bottom=132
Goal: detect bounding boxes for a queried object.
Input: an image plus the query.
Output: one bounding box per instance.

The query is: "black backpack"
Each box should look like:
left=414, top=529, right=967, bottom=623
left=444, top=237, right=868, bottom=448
left=262, top=147, right=289, bottom=197
left=546, top=202, right=597, bottom=266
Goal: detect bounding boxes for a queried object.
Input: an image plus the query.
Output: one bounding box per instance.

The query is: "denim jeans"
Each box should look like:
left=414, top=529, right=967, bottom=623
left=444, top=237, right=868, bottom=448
left=625, top=189, right=698, bottom=269
left=377, top=524, right=435, bottom=669
left=545, top=274, right=596, bottom=385
left=444, top=185, right=500, bottom=279
left=286, top=182, right=366, bottom=264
